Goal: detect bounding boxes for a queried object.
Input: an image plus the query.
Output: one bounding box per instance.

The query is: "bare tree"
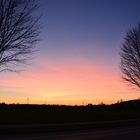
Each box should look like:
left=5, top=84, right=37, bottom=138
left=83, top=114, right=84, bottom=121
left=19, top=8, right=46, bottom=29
left=120, top=23, right=140, bottom=88
left=0, top=0, right=40, bottom=72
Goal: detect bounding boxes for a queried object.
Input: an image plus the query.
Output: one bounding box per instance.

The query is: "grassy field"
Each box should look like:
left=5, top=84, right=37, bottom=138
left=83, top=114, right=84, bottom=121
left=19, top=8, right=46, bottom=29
left=0, top=100, right=140, bottom=134
left=0, top=99, right=140, bottom=124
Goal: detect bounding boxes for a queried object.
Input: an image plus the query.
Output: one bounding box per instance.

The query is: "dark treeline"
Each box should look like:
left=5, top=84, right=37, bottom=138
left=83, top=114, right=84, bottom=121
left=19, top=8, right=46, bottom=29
left=1, top=99, right=140, bottom=110
left=0, top=99, right=140, bottom=124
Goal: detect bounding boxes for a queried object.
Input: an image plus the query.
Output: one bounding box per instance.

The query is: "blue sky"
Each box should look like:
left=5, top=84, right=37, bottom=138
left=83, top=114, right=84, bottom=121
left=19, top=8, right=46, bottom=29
left=39, top=0, right=140, bottom=71
left=0, top=0, right=140, bottom=105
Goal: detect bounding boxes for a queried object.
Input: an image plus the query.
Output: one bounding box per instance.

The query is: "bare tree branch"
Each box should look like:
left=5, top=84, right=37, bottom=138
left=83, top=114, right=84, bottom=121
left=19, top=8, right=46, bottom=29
left=120, top=23, right=140, bottom=88
left=0, top=0, right=41, bottom=72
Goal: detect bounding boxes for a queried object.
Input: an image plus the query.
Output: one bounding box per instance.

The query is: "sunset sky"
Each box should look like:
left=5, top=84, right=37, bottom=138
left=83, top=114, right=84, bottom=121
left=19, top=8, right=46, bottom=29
left=0, top=0, right=140, bottom=105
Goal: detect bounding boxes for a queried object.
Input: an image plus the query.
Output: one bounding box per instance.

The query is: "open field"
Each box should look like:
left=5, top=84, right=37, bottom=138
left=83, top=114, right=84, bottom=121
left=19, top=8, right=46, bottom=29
left=0, top=99, right=140, bottom=137
left=0, top=99, right=140, bottom=124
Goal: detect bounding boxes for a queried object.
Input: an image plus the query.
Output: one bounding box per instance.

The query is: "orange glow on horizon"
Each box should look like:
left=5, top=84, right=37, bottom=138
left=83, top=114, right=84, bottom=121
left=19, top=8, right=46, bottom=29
left=0, top=57, right=140, bottom=105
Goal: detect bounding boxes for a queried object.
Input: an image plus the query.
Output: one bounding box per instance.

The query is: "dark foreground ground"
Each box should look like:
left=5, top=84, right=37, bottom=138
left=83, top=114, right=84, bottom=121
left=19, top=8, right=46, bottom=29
left=1, top=99, right=140, bottom=124
left=0, top=100, right=140, bottom=139
left=1, top=123, right=140, bottom=140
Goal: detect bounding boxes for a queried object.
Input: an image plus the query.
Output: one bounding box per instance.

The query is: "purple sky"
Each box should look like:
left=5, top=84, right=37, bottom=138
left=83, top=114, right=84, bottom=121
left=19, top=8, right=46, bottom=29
left=0, top=0, right=140, bottom=105
left=38, top=0, right=140, bottom=71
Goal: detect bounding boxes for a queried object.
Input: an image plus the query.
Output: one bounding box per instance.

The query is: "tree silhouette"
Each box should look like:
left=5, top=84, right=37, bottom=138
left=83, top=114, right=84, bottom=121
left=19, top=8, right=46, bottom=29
left=0, top=0, right=40, bottom=72
left=120, top=23, right=140, bottom=88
